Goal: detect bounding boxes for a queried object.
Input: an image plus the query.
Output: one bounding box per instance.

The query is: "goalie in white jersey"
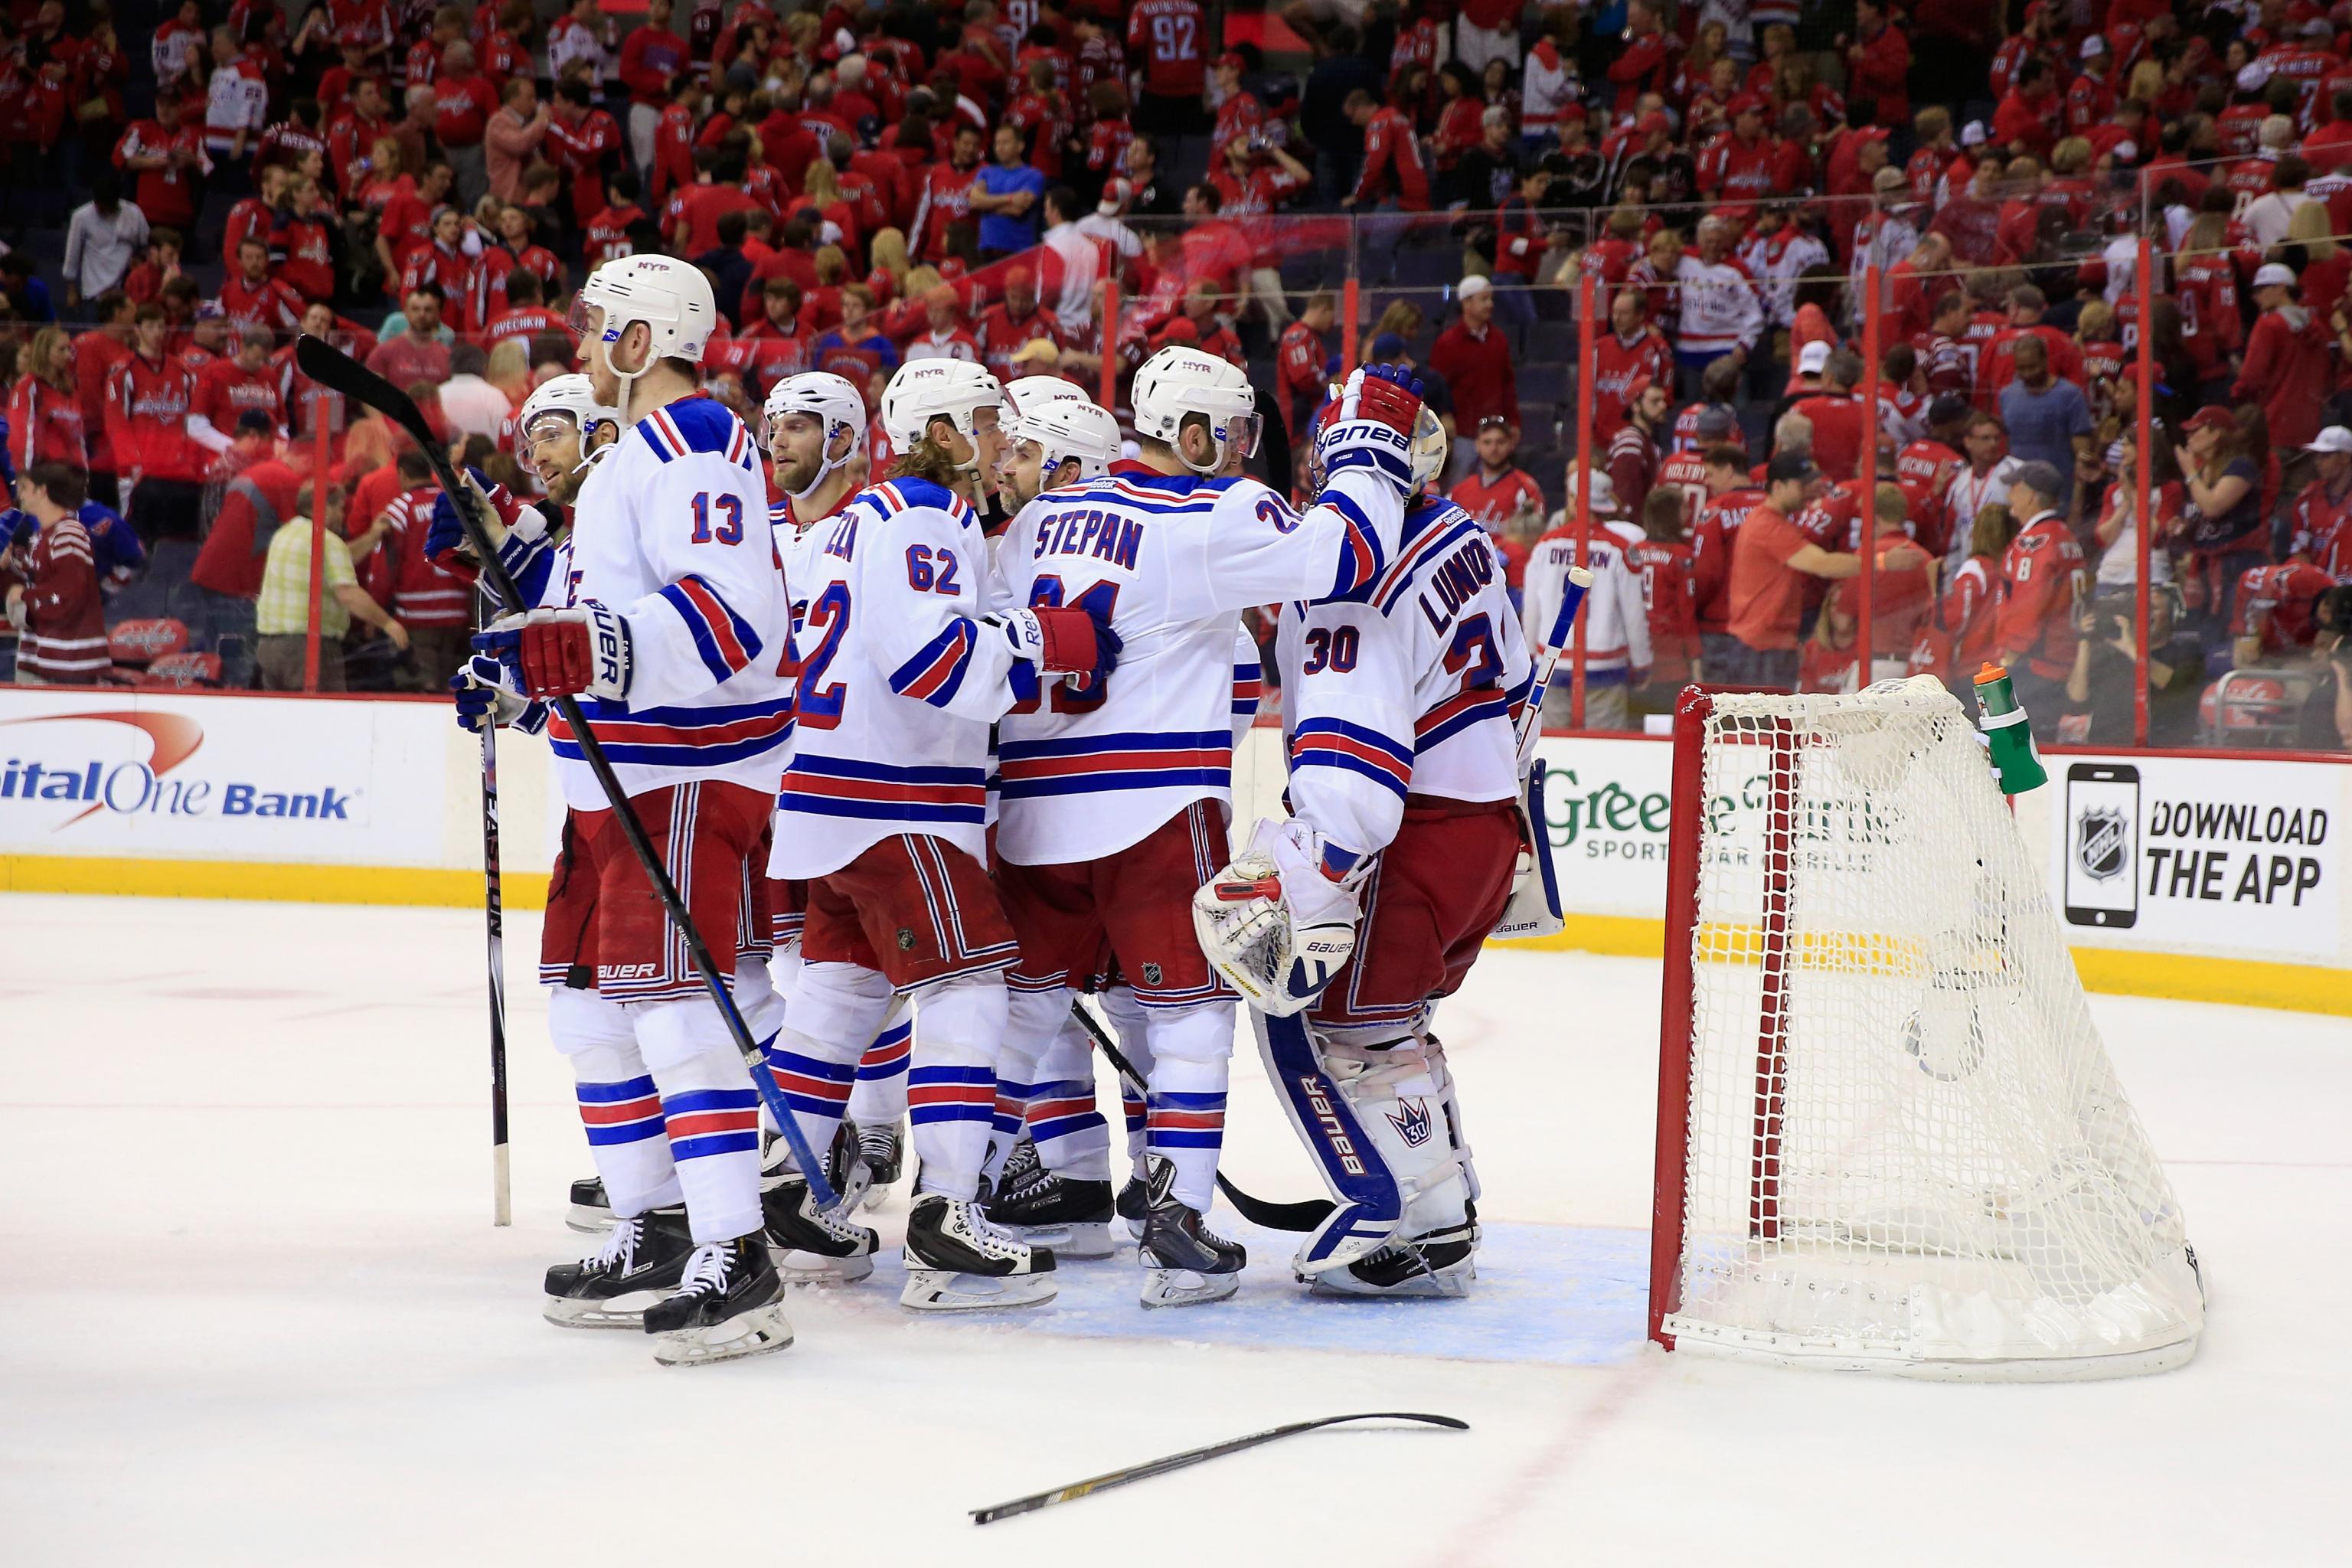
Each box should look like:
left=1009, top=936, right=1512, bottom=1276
left=763, top=358, right=1120, bottom=1312
left=1195, top=400, right=1537, bottom=1298
left=987, top=346, right=1435, bottom=1307
left=454, top=256, right=797, bottom=1364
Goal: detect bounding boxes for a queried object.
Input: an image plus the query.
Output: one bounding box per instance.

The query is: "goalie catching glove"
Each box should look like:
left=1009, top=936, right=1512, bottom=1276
left=1314, top=364, right=1426, bottom=499
left=471, top=603, right=634, bottom=702
left=1192, top=818, right=1369, bottom=1016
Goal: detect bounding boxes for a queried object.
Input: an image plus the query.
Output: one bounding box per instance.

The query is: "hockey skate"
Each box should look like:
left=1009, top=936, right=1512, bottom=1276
left=985, top=1171, right=1117, bottom=1259
left=645, top=1236, right=794, bottom=1367
left=992, top=1134, right=1042, bottom=1198
left=1137, top=1157, right=1245, bottom=1308
left=762, top=1124, right=878, bottom=1284
left=858, top=1118, right=906, bottom=1192
left=543, top=1207, right=696, bottom=1328
left=757, top=1125, right=802, bottom=1192
left=1305, top=1214, right=1478, bottom=1299
left=566, top=1175, right=614, bottom=1233
left=1116, top=1173, right=1149, bottom=1241
left=900, top=1193, right=1058, bottom=1312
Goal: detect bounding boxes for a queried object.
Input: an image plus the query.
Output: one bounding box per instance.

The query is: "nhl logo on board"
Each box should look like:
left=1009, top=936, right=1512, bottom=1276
left=1141, top=962, right=1162, bottom=986
left=896, top=928, right=916, bottom=951
left=2075, top=807, right=2129, bottom=882
left=1387, top=1096, right=1433, bottom=1148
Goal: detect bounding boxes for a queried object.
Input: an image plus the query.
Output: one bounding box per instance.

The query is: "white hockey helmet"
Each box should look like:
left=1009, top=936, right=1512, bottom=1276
left=1010, top=396, right=1122, bottom=483
left=1132, top=345, right=1261, bottom=475
left=879, top=358, right=1004, bottom=453
left=515, top=372, right=621, bottom=475
left=1004, top=374, right=1089, bottom=416
left=570, top=254, right=719, bottom=369
left=763, top=371, right=867, bottom=498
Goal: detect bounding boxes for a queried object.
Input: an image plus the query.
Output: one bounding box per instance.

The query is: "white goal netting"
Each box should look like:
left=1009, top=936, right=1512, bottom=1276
left=1659, top=678, right=2204, bottom=1379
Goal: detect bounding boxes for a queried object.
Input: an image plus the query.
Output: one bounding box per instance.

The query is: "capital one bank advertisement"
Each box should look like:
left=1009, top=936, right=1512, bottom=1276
left=0, top=691, right=445, bottom=867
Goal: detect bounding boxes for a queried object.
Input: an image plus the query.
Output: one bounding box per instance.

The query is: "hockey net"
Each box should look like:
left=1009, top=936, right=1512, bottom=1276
left=1648, top=678, right=2203, bottom=1380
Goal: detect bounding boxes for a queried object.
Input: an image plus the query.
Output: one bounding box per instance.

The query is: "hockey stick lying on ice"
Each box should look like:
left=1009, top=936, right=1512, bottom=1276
left=294, top=335, right=838, bottom=1208
left=971, top=1411, right=1466, bottom=1524
left=1095, top=567, right=1600, bottom=1234
left=1063, top=998, right=1330, bottom=1231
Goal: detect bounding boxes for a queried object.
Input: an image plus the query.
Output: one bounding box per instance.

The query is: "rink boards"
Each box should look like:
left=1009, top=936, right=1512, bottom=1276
left=0, top=686, right=2344, bottom=1015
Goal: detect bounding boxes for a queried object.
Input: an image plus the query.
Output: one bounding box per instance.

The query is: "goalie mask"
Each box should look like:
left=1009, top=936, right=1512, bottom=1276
left=1132, top=345, right=1261, bottom=475
left=763, top=371, right=867, bottom=501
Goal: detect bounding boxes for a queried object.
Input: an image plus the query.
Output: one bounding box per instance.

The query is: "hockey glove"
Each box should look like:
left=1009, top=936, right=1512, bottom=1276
left=473, top=603, right=634, bottom=702
left=998, top=605, right=1123, bottom=694
left=1191, top=818, right=1367, bottom=1016
left=1315, top=364, right=1425, bottom=498
left=449, top=650, right=549, bottom=735
left=426, top=467, right=546, bottom=578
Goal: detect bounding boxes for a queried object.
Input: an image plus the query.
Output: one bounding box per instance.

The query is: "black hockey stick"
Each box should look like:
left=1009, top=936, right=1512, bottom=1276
left=294, top=335, right=838, bottom=1208
left=479, top=590, right=511, bottom=1227
left=1064, top=998, right=1334, bottom=1233
left=970, top=1411, right=1465, bottom=1525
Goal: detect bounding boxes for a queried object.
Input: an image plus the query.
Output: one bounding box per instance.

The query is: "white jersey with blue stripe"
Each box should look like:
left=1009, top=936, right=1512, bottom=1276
left=766, top=475, right=1027, bottom=880
left=1275, top=495, right=1534, bottom=859
left=541, top=395, right=794, bottom=811
left=990, top=462, right=1403, bottom=867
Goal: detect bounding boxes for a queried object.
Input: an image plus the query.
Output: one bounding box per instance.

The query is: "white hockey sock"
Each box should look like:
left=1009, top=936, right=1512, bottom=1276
left=907, top=973, right=1008, bottom=1200
left=735, top=956, right=788, bottom=1135
left=983, top=985, right=1071, bottom=1184
left=634, top=996, right=763, bottom=1244
left=844, top=1009, right=911, bottom=1126
left=764, top=961, right=892, bottom=1174
left=1142, top=1001, right=1236, bottom=1214
left=1100, top=986, right=1157, bottom=1178
left=551, top=985, right=682, bottom=1217
left=1027, top=1002, right=1112, bottom=1181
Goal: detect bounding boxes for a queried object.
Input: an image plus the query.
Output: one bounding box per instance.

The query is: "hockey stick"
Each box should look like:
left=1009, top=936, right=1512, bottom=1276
left=293, top=335, right=838, bottom=1209
left=1518, top=566, right=1595, bottom=751
left=1063, top=998, right=1331, bottom=1232
left=970, top=1411, right=1466, bottom=1524
left=479, top=591, right=511, bottom=1227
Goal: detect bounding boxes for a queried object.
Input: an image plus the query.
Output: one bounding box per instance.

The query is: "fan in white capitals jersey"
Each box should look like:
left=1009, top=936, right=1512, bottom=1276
left=459, top=256, right=797, bottom=1365
left=1194, top=403, right=1535, bottom=1298
left=763, top=358, right=1121, bottom=1312
left=987, top=347, right=1432, bottom=1308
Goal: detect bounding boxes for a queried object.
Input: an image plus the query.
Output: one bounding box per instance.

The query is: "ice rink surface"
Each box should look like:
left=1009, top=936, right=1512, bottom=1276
left=2, top=893, right=2345, bottom=1566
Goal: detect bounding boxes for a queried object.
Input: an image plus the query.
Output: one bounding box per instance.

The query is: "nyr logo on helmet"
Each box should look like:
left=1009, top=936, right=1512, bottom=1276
left=1387, top=1096, right=1433, bottom=1148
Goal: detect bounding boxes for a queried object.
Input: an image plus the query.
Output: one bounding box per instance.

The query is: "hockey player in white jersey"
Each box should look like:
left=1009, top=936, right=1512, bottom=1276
left=764, top=358, right=1121, bottom=1311
left=1195, top=405, right=1537, bottom=1297
left=458, top=256, right=796, bottom=1364
left=987, top=346, right=1433, bottom=1307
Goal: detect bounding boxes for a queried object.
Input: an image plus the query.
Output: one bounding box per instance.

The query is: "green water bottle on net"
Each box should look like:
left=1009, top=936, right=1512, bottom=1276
left=1972, top=663, right=2049, bottom=795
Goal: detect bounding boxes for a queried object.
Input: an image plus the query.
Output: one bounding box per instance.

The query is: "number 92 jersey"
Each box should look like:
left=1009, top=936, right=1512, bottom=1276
left=1276, top=495, right=1536, bottom=859
left=550, top=397, right=795, bottom=812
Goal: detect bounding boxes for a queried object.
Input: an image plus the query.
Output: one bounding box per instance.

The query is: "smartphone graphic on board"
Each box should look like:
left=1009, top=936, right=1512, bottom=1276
left=2064, top=763, right=2140, bottom=929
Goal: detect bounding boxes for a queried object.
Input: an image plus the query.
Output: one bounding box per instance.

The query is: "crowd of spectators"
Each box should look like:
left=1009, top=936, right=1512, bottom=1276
left=0, top=0, right=2342, bottom=748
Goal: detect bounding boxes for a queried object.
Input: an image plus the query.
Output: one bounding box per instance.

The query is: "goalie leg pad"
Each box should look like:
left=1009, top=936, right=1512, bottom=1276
left=633, top=996, right=766, bottom=1246
left=1254, top=1008, right=1402, bottom=1274
left=552, top=985, right=683, bottom=1218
